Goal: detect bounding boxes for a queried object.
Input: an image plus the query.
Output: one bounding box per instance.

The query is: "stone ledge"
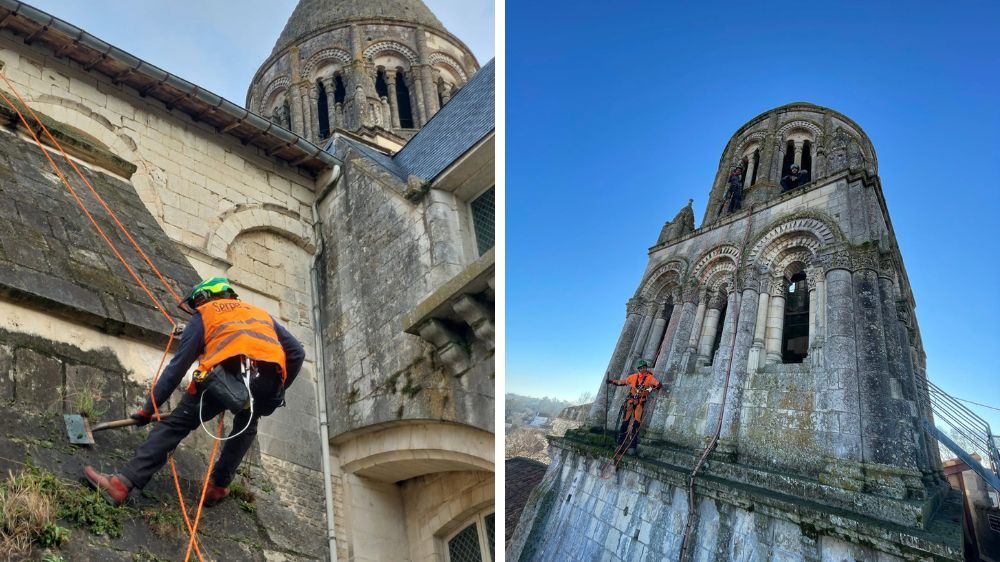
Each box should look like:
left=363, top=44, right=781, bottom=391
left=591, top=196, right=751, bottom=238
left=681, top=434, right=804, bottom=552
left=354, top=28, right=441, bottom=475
left=551, top=434, right=961, bottom=561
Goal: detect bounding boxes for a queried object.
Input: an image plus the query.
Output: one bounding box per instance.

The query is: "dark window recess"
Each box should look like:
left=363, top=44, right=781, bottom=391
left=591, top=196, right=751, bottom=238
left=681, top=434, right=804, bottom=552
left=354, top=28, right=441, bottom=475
left=375, top=69, right=389, bottom=98
left=709, top=298, right=728, bottom=365
left=740, top=157, right=749, bottom=186
left=316, top=80, right=330, bottom=138
left=471, top=187, right=495, bottom=256
left=801, top=140, right=812, bottom=177
left=395, top=70, right=414, bottom=128
left=782, top=272, right=809, bottom=364
left=781, top=139, right=795, bottom=177
left=333, top=74, right=346, bottom=104
left=750, top=149, right=760, bottom=185
left=448, top=523, right=483, bottom=562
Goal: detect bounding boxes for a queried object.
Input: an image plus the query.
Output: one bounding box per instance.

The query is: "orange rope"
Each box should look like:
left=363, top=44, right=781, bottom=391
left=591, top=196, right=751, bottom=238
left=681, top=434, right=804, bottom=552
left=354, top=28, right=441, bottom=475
left=0, top=73, right=220, bottom=560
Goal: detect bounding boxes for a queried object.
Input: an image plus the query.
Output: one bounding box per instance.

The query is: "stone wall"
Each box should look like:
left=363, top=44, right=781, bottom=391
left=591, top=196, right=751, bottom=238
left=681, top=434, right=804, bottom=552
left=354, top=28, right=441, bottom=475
left=0, top=31, right=329, bottom=548
left=509, top=442, right=962, bottom=561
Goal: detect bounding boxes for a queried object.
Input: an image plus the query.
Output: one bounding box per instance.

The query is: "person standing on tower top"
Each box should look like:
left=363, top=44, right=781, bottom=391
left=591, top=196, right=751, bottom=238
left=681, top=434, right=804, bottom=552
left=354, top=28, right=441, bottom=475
left=607, top=360, right=662, bottom=456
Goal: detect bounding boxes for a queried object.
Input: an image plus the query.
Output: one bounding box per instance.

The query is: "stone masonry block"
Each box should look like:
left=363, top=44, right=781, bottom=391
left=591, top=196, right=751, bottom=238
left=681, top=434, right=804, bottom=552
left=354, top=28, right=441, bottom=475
left=0, top=344, right=13, bottom=401
left=64, top=364, right=125, bottom=419
left=14, top=348, right=63, bottom=412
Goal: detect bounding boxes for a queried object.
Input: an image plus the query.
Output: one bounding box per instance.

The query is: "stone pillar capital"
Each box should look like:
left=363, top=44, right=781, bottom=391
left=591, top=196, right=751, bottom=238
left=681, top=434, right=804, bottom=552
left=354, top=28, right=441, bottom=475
left=819, top=249, right=852, bottom=273
left=626, top=298, right=644, bottom=316
left=769, top=276, right=786, bottom=297
left=708, top=289, right=729, bottom=310
left=682, top=281, right=701, bottom=304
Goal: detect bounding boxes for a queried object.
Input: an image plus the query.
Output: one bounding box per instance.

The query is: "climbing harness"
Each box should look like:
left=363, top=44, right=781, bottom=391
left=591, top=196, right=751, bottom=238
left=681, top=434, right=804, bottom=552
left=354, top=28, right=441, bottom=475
left=677, top=204, right=756, bottom=562
left=198, top=357, right=256, bottom=441
left=0, top=71, right=223, bottom=562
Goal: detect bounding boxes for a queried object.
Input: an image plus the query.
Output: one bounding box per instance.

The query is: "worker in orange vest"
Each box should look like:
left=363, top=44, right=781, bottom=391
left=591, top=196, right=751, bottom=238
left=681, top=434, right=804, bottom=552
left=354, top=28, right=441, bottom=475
left=84, top=277, right=305, bottom=506
left=607, top=359, right=662, bottom=455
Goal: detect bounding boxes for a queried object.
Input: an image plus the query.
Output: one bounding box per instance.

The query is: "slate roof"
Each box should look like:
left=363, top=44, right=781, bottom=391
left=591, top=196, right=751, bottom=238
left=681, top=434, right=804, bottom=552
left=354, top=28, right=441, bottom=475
left=272, top=0, right=447, bottom=55
left=0, top=126, right=199, bottom=342
left=393, top=58, right=495, bottom=181
left=505, top=457, right=548, bottom=546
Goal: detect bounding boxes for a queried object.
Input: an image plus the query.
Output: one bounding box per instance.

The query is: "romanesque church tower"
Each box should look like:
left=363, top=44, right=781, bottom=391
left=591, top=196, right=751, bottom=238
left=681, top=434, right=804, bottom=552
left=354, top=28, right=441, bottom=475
left=247, top=0, right=479, bottom=145
left=510, top=103, right=964, bottom=561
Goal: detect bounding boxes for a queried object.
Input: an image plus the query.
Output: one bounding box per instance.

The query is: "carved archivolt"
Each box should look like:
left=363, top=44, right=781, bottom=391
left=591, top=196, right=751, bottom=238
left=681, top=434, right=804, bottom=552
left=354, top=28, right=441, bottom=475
left=258, top=76, right=291, bottom=113
left=690, top=244, right=740, bottom=282
left=777, top=119, right=823, bottom=144
left=302, top=48, right=351, bottom=79
left=428, top=52, right=468, bottom=82
left=733, top=131, right=766, bottom=162
left=364, top=41, right=419, bottom=64
left=746, top=216, right=838, bottom=266
left=637, top=259, right=687, bottom=300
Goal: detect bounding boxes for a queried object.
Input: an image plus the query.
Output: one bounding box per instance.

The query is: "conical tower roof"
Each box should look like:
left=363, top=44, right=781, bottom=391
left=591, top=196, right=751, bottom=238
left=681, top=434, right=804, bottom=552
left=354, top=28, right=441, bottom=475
left=272, top=0, right=448, bottom=55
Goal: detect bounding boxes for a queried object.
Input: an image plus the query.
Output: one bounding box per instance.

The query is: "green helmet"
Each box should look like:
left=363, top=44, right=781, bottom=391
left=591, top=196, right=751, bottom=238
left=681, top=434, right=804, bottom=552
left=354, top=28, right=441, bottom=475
left=635, top=359, right=649, bottom=370
left=187, top=276, right=237, bottom=306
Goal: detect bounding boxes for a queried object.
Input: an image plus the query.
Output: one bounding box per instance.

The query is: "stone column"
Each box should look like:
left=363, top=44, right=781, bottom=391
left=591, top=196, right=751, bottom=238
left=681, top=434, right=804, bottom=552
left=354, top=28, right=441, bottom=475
left=384, top=72, right=401, bottom=129
left=744, top=153, right=757, bottom=187
left=793, top=140, right=804, bottom=168
left=408, top=72, right=426, bottom=127
left=588, top=299, right=645, bottom=426
left=764, top=277, right=786, bottom=364
left=623, top=305, right=655, bottom=377
left=420, top=65, right=440, bottom=119
left=321, top=76, right=337, bottom=132
left=822, top=253, right=863, bottom=461
left=719, top=284, right=760, bottom=444
left=747, top=275, right=770, bottom=371
left=697, top=290, right=726, bottom=365
left=771, top=138, right=785, bottom=184
left=289, top=83, right=305, bottom=137
left=653, top=302, right=682, bottom=373
left=380, top=96, right=391, bottom=128
left=307, top=86, right=320, bottom=140
left=642, top=311, right=668, bottom=365
left=683, top=288, right=708, bottom=366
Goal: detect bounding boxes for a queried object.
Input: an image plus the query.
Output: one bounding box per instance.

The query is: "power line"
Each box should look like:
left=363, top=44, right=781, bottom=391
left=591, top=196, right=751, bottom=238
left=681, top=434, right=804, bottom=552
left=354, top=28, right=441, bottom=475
left=952, top=395, right=1000, bottom=413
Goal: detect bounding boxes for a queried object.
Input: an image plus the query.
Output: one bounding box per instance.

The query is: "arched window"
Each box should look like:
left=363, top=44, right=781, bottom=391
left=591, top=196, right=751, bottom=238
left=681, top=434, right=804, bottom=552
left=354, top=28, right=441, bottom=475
left=750, top=148, right=760, bottom=185
left=316, top=79, right=330, bottom=139
left=333, top=74, right=346, bottom=104
left=446, top=511, right=495, bottom=562
left=395, top=70, right=415, bottom=128
left=782, top=270, right=809, bottom=363
left=801, top=140, right=813, bottom=179
left=709, top=293, right=728, bottom=365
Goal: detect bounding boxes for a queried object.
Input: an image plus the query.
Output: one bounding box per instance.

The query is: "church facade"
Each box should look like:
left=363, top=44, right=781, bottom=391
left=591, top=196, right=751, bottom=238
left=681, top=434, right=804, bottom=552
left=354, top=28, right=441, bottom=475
left=509, top=103, right=961, bottom=561
left=0, top=0, right=493, bottom=561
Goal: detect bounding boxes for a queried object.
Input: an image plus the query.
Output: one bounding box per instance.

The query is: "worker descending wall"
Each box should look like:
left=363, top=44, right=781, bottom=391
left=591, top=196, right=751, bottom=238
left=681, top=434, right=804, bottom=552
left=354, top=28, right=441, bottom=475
left=509, top=103, right=962, bottom=561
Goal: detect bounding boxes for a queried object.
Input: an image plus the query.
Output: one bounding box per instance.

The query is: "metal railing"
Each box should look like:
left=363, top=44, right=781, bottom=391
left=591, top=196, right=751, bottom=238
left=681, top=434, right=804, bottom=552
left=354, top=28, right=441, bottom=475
left=919, top=378, right=1000, bottom=492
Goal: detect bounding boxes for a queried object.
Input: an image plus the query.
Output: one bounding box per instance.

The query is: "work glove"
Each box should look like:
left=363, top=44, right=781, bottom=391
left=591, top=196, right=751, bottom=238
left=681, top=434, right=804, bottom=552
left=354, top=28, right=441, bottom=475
left=130, top=408, right=152, bottom=427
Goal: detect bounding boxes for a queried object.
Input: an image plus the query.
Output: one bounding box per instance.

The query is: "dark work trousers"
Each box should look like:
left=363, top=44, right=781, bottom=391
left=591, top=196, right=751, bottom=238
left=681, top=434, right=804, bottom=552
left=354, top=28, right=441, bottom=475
left=616, top=400, right=641, bottom=452
left=120, top=368, right=283, bottom=489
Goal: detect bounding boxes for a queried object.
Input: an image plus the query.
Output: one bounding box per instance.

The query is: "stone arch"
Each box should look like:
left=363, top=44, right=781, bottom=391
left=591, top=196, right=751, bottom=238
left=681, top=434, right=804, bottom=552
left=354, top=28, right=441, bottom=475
left=690, top=244, right=740, bottom=283
left=746, top=214, right=842, bottom=268
left=302, top=48, right=351, bottom=79
left=336, top=421, right=493, bottom=482
left=364, top=41, right=419, bottom=65
left=207, top=205, right=315, bottom=259
left=428, top=52, right=468, bottom=82
left=733, top=131, right=766, bottom=162
left=777, top=119, right=823, bottom=144
left=258, top=76, right=291, bottom=113
left=637, top=258, right=688, bottom=300
left=703, top=263, right=737, bottom=295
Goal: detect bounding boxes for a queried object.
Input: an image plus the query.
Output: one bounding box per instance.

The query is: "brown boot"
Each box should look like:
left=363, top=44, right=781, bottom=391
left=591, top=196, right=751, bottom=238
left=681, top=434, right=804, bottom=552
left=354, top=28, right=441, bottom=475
left=83, top=466, right=130, bottom=506
left=203, top=482, right=230, bottom=507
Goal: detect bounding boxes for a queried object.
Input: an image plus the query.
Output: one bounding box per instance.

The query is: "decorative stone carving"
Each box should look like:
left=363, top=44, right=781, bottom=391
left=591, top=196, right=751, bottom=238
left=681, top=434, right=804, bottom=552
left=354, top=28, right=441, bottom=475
left=363, top=41, right=419, bottom=64
left=738, top=266, right=760, bottom=292
left=626, top=298, right=644, bottom=316
left=301, top=48, right=351, bottom=79
left=682, top=281, right=701, bottom=303
left=851, top=246, right=880, bottom=271
left=428, top=52, right=468, bottom=82
left=708, top=289, right=729, bottom=310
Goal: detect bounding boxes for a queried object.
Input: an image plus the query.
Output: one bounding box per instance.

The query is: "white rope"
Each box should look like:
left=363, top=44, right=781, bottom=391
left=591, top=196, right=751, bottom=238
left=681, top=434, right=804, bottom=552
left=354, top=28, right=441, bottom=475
left=199, top=357, right=255, bottom=441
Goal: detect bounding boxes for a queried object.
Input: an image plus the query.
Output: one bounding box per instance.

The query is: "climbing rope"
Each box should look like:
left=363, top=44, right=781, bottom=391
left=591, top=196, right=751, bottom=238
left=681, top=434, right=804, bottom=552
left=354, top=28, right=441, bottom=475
left=677, top=204, right=756, bottom=562
left=0, top=71, right=223, bottom=562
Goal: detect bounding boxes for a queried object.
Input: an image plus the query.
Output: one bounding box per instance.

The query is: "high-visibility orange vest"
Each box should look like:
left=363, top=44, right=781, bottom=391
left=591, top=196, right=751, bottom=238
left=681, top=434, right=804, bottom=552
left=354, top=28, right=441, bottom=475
left=197, top=299, right=286, bottom=381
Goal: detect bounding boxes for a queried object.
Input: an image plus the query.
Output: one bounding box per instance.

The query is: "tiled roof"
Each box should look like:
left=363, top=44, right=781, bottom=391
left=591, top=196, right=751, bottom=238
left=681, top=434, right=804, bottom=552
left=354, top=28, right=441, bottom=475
left=505, top=456, right=548, bottom=546
left=393, top=59, right=495, bottom=182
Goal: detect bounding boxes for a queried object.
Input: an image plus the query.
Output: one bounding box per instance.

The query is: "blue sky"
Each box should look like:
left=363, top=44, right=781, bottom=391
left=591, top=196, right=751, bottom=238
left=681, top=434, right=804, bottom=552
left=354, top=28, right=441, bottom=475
left=506, top=1, right=1000, bottom=430
left=25, top=0, right=494, bottom=105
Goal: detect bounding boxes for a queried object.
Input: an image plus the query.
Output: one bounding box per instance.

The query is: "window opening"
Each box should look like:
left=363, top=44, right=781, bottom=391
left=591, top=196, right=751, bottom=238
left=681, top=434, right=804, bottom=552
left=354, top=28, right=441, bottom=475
left=709, top=297, right=728, bottom=365
left=316, top=80, right=330, bottom=139
left=471, top=187, right=495, bottom=255
left=375, top=69, right=389, bottom=98
left=801, top=140, right=813, bottom=183
left=750, top=149, right=760, bottom=185
left=781, top=139, right=795, bottom=177
left=740, top=157, right=749, bottom=186
left=395, top=70, right=414, bottom=128
left=782, top=272, right=809, bottom=363
left=445, top=511, right=494, bottom=562
left=333, top=74, right=346, bottom=104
